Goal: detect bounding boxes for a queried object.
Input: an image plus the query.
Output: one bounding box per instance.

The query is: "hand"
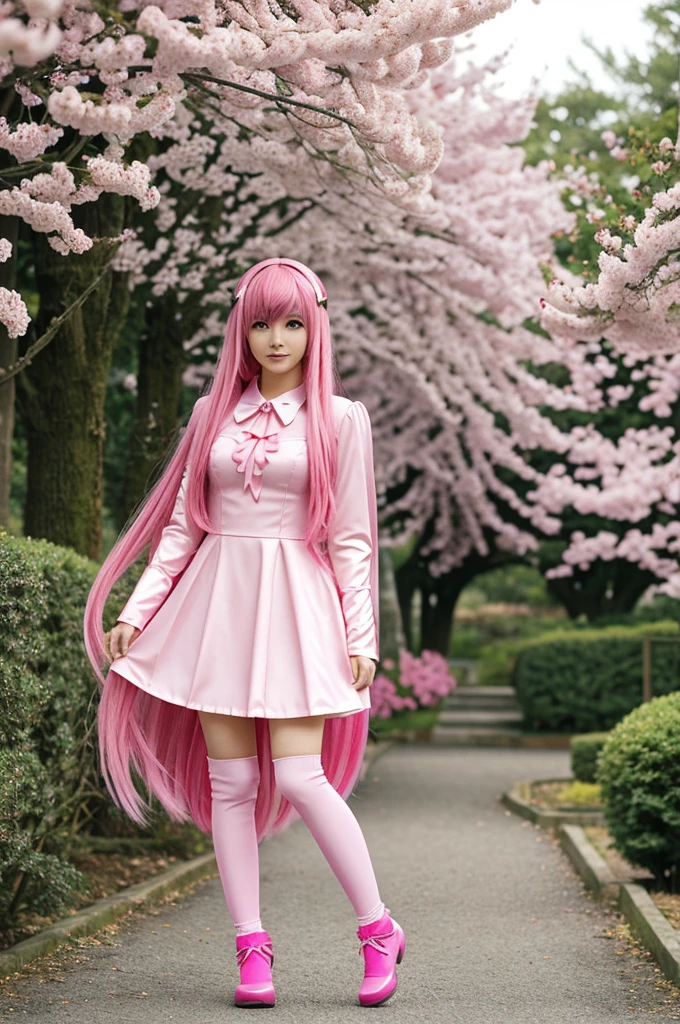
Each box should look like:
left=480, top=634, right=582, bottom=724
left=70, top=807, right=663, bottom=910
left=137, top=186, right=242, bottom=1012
left=106, top=620, right=141, bottom=661
left=350, top=655, right=377, bottom=692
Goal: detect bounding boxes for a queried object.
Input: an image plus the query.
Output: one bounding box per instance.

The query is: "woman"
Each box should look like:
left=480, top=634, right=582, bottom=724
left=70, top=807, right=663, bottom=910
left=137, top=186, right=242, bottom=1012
left=83, top=257, right=405, bottom=1009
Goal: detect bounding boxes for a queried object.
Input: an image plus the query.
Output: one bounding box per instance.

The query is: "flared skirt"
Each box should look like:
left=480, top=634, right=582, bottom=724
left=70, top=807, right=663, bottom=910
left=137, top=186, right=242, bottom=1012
left=109, top=533, right=372, bottom=720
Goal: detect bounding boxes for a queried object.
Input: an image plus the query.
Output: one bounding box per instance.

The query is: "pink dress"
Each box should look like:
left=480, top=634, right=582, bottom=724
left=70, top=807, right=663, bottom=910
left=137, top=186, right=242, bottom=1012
left=110, top=376, right=380, bottom=720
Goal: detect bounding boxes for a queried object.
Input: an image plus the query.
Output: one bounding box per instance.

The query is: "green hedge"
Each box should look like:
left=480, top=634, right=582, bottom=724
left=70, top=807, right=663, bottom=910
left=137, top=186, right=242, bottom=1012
left=0, top=531, right=204, bottom=949
left=570, top=733, right=610, bottom=783
left=456, top=613, right=571, bottom=669
left=599, top=692, right=680, bottom=891
left=513, top=621, right=680, bottom=733
left=476, top=619, right=588, bottom=687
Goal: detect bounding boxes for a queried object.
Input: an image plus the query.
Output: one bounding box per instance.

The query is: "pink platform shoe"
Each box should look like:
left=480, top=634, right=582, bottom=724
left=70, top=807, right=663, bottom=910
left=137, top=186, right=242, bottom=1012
left=356, top=908, right=406, bottom=1007
left=234, top=930, right=276, bottom=1008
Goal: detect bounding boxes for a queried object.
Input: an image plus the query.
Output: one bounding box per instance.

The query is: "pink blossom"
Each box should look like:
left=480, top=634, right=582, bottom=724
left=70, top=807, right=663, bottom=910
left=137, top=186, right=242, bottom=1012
left=0, top=16, right=62, bottom=66
left=85, top=156, right=160, bottom=211
left=24, top=0, right=65, bottom=15
left=369, top=673, right=417, bottom=719
left=0, top=286, right=30, bottom=338
left=0, top=118, right=63, bottom=162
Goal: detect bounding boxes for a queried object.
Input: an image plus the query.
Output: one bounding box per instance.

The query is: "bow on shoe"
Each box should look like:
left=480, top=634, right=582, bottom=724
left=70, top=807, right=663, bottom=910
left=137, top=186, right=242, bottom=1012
left=357, top=925, right=396, bottom=955
left=231, top=426, right=280, bottom=501
left=236, top=941, right=274, bottom=967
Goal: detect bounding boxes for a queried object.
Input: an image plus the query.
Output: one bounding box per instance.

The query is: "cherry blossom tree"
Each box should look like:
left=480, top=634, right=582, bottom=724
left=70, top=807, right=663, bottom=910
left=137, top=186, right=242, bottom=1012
left=0, top=0, right=516, bottom=341
left=528, top=72, right=680, bottom=607
left=0, top=0, right=515, bottom=548
left=540, top=134, right=680, bottom=357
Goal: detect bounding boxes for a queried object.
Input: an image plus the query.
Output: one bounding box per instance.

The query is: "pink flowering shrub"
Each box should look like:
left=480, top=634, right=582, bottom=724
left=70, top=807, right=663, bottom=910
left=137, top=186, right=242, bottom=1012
left=369, top=648, right=456, bottom=720
left=369, top=673, right=418, bottom=720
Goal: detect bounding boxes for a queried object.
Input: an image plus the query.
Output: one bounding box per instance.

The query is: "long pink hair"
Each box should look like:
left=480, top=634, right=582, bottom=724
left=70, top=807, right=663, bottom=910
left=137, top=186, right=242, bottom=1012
left=83, top=260, right=370, bottom=842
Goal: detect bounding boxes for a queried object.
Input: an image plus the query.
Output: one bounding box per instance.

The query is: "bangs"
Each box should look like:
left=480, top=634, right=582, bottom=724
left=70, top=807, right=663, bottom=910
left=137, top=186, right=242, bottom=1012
left=242, top=265, right=314, bottom=326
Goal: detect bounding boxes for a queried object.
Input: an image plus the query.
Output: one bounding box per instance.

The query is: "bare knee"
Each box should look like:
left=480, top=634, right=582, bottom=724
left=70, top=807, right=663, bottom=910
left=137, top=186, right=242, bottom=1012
left=268, top=715, right=326, bottom=760
left=198, top=711, right=257, bottom=758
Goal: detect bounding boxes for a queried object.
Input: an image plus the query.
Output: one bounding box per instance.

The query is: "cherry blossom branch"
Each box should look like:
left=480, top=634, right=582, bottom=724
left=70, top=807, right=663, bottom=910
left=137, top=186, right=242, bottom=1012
left=0, top=258, right=115, bottom=384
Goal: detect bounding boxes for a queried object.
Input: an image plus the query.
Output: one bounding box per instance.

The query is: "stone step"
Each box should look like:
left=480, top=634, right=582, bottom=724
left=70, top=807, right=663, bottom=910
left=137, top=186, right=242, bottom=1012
left=430, top=726, right=524, bottom=747
left=444, top=686, right=520, bottom=713
left=448, top=686, right=516, bottom=698
left=438, top=709, right=524, bottom=728
left=446, top=688, right=516, bottom=696
left=444, top=694, right=519, bottom=711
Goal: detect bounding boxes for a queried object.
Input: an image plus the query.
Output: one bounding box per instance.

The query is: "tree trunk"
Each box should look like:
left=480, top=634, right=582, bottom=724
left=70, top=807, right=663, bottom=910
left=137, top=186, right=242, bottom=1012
left=378, top=545, right=405, bottom=662
left=18, top=193, right=130, bottom=558
left=544, top=558, right=656, bottom=621
left=0, top=215, right=19, bottom=530
left=394, top=542, right=420, bottom=652
left=121, top=289, right=189, bottom=520
left=419, top=568, right=470, bottom=655
left=119, top=195, right=224, bottom=522
left=395, top=519, right=525, bottom=656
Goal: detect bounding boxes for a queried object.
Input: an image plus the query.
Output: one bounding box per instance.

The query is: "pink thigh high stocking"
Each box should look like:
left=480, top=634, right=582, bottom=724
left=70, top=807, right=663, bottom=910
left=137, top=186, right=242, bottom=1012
left=206, top=754, right=264, bottom=936
left=272, top=752, right=385, bottom=927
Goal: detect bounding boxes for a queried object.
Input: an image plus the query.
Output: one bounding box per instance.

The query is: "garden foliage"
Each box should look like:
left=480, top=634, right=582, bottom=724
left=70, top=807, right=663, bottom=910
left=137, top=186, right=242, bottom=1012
left=0, top=531, right=197, bottom=947
left=598, top=692, right=680, bottom=892
left=570, top=732, right=610, bottom=783
left=512, top=621, right=680, bottom=732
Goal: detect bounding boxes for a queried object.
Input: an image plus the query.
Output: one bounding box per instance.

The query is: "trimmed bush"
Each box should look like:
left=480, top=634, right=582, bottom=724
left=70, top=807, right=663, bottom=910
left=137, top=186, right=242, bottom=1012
left=0, top=530, right=207, bottom=949
left=0, top=529, right=135, bottom=944
left=570, top=733, right=611, bottom=783
left=598, top=692, right=680, bottom=892
left=512, top=621, right=680, bottom=732
left=476, top=618, right=600, bottom=688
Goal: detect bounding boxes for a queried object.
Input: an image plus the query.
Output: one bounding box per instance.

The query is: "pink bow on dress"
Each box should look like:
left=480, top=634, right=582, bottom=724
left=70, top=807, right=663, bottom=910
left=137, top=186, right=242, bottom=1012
left=231, top=414, right=280, bottom=501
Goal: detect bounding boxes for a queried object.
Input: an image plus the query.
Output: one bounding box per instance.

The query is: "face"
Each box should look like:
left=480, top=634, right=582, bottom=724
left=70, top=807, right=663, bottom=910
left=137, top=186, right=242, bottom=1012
left=247, top=311, right=308, bottom=383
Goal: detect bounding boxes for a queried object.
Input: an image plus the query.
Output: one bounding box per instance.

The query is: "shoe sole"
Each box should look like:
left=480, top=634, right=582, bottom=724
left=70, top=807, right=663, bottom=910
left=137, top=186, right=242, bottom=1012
left=234, top=999, right=276, bottom=1008
left=360, top=977, right=398, bottom=1008
left=234, top=986, right=276, bottom=1009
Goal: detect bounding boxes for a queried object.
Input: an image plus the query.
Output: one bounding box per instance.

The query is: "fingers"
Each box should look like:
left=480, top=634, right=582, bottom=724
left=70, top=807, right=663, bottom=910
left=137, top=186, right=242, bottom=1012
left=109, top=624, right=140, bottom=661
left=108, top=629, right=120, bottom=660
left=350, top=655, right=376, bottom=692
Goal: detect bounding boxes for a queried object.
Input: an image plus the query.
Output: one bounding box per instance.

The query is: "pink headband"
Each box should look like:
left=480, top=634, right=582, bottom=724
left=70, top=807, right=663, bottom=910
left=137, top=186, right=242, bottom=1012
left=230, top=257, right=328, bottom=310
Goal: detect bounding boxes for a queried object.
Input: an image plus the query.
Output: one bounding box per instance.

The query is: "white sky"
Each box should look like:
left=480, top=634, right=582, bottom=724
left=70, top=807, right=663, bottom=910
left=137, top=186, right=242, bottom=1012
left=465, top=0, right=654, bottom=99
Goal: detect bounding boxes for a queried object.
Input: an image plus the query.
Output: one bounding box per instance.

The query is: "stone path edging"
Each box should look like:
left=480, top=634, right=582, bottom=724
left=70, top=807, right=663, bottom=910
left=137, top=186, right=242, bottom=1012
left=500, top=778, right=605, bottom=828
left=0, top=737, right=394, bottom=980
left=619, top=882, right=680, bottom=987
left=0, top=850, right=218, bottom=979
left=500, top=790, right=680, bottom=992
left=558, top=823, right=619, bottom=900
left=558, top=824, right=680, bottom=987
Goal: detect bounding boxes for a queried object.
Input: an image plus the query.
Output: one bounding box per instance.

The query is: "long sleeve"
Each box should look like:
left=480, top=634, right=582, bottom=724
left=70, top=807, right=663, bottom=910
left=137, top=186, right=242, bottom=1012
left=117, top=466, right=207, bottom=633
left=327, top=401, right=380, bottom=662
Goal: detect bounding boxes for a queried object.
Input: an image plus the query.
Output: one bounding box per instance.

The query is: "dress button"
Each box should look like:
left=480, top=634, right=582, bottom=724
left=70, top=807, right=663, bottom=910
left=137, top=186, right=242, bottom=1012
left=262, top=401, right=271, bottom=411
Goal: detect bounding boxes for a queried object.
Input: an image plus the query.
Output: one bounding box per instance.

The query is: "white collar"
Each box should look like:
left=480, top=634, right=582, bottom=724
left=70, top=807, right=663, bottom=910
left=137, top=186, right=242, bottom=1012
left=232, top=376, right=307, bottom=426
